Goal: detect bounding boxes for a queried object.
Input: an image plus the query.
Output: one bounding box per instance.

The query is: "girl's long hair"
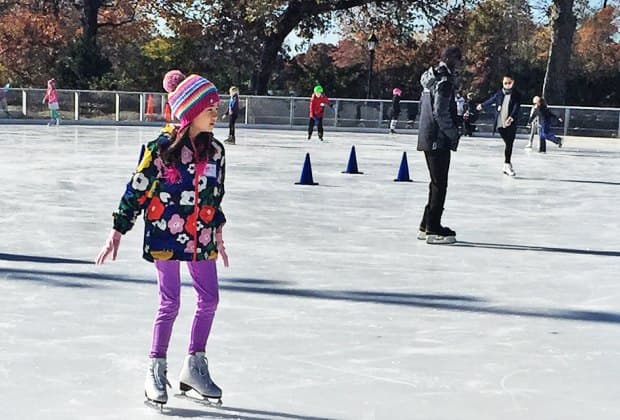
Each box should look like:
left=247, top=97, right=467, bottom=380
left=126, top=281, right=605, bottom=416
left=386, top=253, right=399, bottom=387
left=160, top=127, right=213, bottom=166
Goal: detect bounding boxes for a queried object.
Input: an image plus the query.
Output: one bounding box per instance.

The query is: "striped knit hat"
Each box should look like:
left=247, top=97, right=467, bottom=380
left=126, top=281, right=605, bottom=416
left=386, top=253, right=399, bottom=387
left=163, top=70, right=220, bottom=129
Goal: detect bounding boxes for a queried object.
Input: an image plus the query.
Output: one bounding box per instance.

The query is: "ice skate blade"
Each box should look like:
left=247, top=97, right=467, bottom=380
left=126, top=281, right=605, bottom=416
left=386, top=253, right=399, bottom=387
left=426, top=235, right=456, bottom=245
left=175, top=391, right=223, bottom=407
left=144, top=390, right=167, bottom=405
left=144, top=399, right=167, bottom=412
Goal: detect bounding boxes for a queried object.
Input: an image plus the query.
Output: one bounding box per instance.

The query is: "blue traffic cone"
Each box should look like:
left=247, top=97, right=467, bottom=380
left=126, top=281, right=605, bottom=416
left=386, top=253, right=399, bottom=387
left=342, top=145, right=363, bottom=174
left=295, top=153, right=319, bottom=185
left=394, top=151, right=413, bottom=182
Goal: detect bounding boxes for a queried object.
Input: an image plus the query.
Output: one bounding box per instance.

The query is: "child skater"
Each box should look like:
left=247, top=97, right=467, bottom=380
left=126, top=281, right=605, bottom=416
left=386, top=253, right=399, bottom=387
left=224, top=86, right=240, bottom=144
left=95, top=70, right=229, bottom=408
left=528, top=96, right=563, bottom=153
left=42, top=78, right=60, bottom=126
left=462, top=92, right=478, bottom=136
left=308, top=85, right=332, bottom=141
left=389, top=88, right=402, bottom=134
left=525, top=96, right=540, bottom=149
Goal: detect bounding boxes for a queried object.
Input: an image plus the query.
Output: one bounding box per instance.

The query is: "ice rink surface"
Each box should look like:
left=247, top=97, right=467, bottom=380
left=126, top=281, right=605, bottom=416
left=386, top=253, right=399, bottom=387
left=1, top=125, right=619, bottom=420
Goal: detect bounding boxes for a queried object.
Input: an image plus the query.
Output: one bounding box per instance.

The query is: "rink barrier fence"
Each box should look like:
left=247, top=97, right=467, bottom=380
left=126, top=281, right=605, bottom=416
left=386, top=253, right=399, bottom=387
left=2, top=88, right=619, bottom=138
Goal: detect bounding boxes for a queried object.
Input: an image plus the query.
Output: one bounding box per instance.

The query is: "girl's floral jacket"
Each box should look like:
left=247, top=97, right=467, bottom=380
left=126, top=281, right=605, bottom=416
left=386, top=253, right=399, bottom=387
left=113, top=126, right=226, bottom=262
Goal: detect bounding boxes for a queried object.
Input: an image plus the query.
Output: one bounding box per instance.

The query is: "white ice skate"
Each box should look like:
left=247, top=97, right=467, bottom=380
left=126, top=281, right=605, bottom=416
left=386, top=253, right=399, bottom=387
left=524, top=141, right=532, bottom=149
left=144, top=357, right=170, bottom=408
left=417, top=229, right=427, bottom=240
left=178, top=353, right=222, bottom=405
left=503, top=163, right=516, bottom=177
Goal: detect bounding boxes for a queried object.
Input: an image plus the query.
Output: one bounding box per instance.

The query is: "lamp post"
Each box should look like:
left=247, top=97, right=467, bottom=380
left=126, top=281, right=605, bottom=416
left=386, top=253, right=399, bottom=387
left=366, top=33, right=378, bottom=99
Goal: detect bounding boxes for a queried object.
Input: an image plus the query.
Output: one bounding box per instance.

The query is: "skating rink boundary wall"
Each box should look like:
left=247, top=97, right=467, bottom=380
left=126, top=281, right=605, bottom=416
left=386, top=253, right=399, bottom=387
left=1, top=88, right=619, bottom=138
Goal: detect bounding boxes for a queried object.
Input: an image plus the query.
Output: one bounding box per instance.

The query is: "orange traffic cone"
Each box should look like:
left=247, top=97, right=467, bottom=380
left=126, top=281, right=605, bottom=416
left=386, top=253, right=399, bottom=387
left=146, top=94, right=155, bottom=121
left=164, top=102, right=172, bottom=122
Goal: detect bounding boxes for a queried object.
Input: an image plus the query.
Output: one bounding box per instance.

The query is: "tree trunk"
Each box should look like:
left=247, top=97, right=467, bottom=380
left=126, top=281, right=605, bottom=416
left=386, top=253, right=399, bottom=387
left=542, top=0, right=576, bottom=105
left=255, top=32, right=291, bottom=94
left=82, top=0, right=103, bottom=46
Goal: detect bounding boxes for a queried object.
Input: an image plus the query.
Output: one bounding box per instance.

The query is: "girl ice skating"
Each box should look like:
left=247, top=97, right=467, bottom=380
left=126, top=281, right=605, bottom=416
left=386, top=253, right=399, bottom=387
left=42, top=78, right=60, bottom=126
left=96, top=69, right=229, bottom=408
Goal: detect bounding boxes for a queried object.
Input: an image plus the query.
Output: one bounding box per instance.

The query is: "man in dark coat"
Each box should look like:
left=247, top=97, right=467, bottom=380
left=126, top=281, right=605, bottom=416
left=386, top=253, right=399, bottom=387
left=416, top=46, right=462, bottom=245
left=477, top=74, right=522, bottom=176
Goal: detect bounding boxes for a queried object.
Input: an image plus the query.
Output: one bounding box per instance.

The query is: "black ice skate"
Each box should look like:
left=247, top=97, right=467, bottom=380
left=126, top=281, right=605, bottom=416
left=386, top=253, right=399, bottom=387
left=425, top=226, right=456, bottom=245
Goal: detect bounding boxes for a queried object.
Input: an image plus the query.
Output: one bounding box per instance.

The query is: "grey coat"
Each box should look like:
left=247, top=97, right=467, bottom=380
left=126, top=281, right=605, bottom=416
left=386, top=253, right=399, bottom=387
left=416, top=63, right=460, bottom=152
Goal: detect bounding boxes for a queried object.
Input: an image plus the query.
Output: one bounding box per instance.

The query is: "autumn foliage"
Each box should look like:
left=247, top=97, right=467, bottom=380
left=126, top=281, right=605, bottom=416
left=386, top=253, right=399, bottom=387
left=0, top=1, right=617, bottom=106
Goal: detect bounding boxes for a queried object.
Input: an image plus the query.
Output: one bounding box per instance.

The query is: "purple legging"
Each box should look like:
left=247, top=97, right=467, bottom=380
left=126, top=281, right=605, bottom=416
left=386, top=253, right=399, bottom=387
left=150, top=259, right=219, bottom=358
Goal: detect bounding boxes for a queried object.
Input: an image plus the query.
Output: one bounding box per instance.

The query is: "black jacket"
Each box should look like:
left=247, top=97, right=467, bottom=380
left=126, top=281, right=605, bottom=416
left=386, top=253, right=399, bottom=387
left=480, top=88, right=522, bottom=132
left=417, top=63, right=460, bottom=152
left=528, top=105, right=559, bottom=125
left=391, top=95, right=401, bottom=119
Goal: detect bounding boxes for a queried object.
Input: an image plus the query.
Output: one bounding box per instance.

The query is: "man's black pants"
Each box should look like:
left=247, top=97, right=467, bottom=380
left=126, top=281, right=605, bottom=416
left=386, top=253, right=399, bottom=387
left=419, top=149, right=451, bottom=231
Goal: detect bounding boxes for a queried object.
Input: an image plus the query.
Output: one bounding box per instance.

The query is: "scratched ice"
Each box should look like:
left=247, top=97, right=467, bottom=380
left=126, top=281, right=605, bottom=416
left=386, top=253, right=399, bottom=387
left=1, top=125, right=619, bottom=420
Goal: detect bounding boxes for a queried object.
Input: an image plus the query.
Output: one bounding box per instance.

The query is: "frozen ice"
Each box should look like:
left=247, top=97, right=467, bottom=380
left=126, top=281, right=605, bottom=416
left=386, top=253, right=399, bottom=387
left=1, top=125, right=619, bottom=419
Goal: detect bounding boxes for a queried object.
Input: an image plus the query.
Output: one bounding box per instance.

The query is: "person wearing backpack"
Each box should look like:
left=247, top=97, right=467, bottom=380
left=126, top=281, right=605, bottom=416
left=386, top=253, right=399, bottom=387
left=416, top=46, right=463, bottom=245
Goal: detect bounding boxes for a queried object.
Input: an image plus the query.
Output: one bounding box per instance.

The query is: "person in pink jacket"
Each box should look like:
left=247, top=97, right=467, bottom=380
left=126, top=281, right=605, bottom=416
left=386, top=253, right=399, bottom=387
left=42, top=78, right=60, bottom=126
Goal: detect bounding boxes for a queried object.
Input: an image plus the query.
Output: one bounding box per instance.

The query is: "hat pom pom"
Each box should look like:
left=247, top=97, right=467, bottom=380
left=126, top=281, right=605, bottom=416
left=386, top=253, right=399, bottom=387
left=163, top=70, right=186, bottom=93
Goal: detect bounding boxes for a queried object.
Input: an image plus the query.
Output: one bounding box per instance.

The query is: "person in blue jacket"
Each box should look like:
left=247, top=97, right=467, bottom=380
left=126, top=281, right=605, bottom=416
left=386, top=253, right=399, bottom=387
left=224, top=86, right=239, bottom=144
left=477, top=74, right=522, bottom=176
left=528, top=96, right=563, bottom=153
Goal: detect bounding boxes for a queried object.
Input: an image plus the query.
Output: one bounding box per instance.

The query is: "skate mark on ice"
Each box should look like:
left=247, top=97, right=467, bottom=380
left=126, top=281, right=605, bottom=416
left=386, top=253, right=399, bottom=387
left=455, top=241, right=620, bottom=257
left=284, top=357, right=421, bottom=389
left=500, top=369, right=538, bottom=411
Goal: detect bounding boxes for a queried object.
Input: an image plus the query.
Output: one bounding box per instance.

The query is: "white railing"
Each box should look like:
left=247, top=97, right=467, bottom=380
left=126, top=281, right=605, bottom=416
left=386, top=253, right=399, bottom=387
left=2, top=88, right=619, bottom=138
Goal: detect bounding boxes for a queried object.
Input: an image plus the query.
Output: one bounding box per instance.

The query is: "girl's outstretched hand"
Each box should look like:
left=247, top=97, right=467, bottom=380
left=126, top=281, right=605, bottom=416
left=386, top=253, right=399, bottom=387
left=215, top=229, right=229, bottom=268
left=96, top=229, right=122, bottom=265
